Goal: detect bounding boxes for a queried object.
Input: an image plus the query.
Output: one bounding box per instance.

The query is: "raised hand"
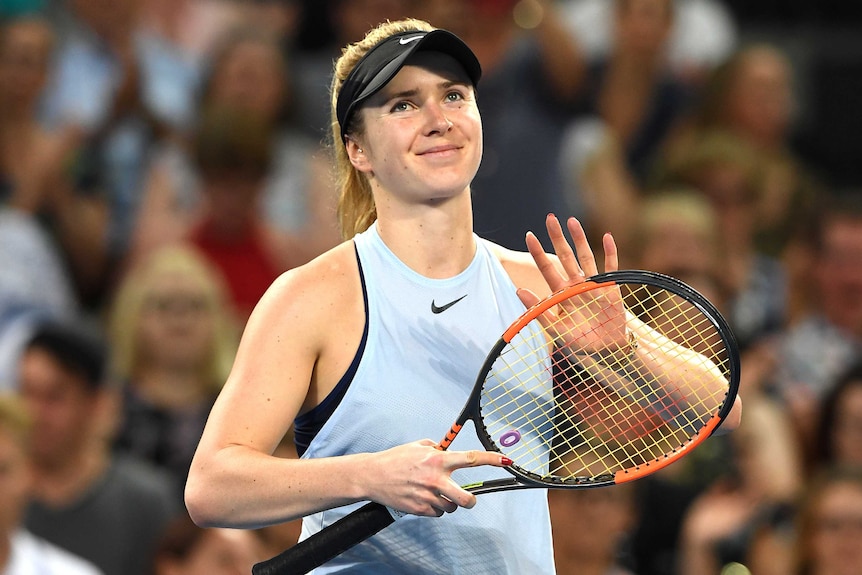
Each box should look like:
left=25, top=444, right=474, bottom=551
left=518, top=214, right=628, bottom=354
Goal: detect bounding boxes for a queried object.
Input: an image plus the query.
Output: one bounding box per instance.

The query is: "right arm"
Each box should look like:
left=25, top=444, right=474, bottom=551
left=184, top=244, right=507, bottom=529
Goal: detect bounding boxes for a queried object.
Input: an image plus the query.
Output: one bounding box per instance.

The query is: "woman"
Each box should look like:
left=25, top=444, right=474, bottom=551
left=108, top=243, right=239, bottom=499
left=185, top=19, right=741, bottom=573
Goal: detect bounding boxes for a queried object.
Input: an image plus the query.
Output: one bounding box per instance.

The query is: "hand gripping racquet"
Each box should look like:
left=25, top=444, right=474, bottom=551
left=252, top=269, right=740, bottom=574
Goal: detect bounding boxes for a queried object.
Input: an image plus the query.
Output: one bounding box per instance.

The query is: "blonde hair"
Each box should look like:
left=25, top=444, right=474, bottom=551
left=638, top=189, right=718, bottom=240
left=0, top=393, right=32, bottom=448
left=329, top=18, right=435, bottom=239
left=107, top=243, right=238, bottom=390
left=657, top=129, right=763, bottom=204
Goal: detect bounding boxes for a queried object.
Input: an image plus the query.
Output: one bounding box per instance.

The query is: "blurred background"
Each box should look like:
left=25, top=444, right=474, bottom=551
left=1, top=1, right=862, bottom=574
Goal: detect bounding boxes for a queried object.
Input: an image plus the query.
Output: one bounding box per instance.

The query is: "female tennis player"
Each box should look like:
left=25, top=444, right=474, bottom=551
left=185, top=18, right=742, bottom=574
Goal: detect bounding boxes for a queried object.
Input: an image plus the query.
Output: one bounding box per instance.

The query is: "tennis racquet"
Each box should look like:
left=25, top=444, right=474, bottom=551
left=252, top=269, right=740, bottom=575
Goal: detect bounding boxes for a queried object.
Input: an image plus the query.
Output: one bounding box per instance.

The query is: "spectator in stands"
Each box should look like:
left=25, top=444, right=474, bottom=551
left=40, top=0, right=175, bottom=284
left=560, top=0, right=738, bottom=87
left=662, top=43, right=822, bottom=259
left=678, top=394, right=802, bottom=575
left=132, top=27, right=339, bottom=275
left=183, top=105, right=302, bottom=321
left=653, top=129, right=788, bottom=351
left=793, top=466, right=862, bottom=575
left=810, top=362, right=862, bottom=475
left=560, top=0, right=695, bottom=248
left=767, top=194, right=862, bottom=449
left=0, top=15, right=108, bottom=307
left=0, top=392, right=104, bottom=574
left=107, top=243, right=238, bottom=499
left=16, top=320, right=178, bottom=575
left=627, top=188, right=722, bottom=298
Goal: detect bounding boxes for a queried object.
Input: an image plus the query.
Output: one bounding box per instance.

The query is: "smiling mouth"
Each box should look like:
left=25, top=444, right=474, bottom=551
left=419, top=145, right=460, bottom=155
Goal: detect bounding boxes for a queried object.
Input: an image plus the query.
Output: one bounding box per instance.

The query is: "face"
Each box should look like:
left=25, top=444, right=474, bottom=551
left=693, top=164, right=757, bottom=251
left=832, top=383, right=862, bottom=467
left=808, top=481, right=862, bottom=575
left=615, top=0, right=672, bottom=57
left=351, top=52, right=482, bottom=207
left=160, top=528, right=263, bottom=575
left=0, top=427, right=31, bottom=537
left=137, top=271, right=217, bottom=373
left=0, top=19, right=53, bottom=106
left=727, top=49, right=794, bottom=147
left=17, top=349, right=98, bottom=466
left=639, top=220, right=716, bottom=279
left=815, top=217, right=862, bottom=333
left=210, top=40, right=285, bottom=121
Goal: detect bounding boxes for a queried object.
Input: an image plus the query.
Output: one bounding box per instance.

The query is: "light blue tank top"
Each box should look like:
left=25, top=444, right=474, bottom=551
left=299, top=223, right=556, bottom=574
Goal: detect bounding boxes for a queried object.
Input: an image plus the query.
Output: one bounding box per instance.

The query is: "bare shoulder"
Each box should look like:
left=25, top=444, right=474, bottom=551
left=218, top=240, right=364, bottom=432
left=248, top=240, right=362, bottom=340
left=485, top=241, right=559, bottom=300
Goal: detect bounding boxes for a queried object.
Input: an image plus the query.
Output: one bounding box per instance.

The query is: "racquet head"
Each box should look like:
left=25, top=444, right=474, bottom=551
left=457, top=269, right=740, bottom=491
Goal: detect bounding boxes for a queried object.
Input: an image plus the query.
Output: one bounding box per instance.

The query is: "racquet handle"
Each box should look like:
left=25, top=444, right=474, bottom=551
left=251, top=501, right=395, bottom=574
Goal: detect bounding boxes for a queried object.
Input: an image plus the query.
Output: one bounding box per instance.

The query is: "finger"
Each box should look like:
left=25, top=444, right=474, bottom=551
left=602, top=232, right=618, bottom=272
left=445, top=450, right=511, bottom=472
left=438, top=481, right=477, bottom=510
left=516, top=287, right=540, bottom=310
left=546, top=214, right=584, bottom=280
left=432, top=492, right=460, bottom=515
left=526, top=231, right=566, bottom=291
left=525, top=231, right=549, bottom=271
left=566, top=217, right=597, bottom=277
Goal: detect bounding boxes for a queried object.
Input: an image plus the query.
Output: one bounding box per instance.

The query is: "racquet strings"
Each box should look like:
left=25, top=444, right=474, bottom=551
left=479, top=282, right=732, bottom=484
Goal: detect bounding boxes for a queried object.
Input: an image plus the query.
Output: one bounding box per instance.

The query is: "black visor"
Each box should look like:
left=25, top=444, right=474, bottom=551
left=336, top=29, right=482, bottom=143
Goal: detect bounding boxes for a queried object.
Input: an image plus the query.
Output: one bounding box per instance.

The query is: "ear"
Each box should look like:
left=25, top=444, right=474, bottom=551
left=344, top=138, right=372, bottom=174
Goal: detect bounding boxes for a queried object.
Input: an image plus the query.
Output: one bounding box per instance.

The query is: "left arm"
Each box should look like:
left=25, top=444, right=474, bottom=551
left=515, top=214, right=741, bottom=433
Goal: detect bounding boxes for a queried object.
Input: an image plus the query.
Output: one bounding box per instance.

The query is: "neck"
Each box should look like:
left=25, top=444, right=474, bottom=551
left=135, top=366, right=210, bottom=408
left=374, top=192, right=476, bottom=279
left=30, top=445, right=108, bottom=507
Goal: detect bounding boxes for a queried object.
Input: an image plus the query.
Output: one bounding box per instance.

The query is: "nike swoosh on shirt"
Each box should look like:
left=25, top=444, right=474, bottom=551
left=431, top=295, right=467, bottom=314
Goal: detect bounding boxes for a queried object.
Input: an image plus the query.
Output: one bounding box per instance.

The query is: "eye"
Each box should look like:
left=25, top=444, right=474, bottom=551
left=390, top=100, right=412, bottom=113
left=445, top=90, right=465, bottom=103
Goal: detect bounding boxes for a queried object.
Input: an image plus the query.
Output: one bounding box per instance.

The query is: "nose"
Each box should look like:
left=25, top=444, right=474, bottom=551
left=423, top=103, right=453, bottom=135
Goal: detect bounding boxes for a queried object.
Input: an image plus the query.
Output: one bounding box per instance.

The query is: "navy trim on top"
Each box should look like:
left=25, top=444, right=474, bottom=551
left=293, top=244, right=369, bottom=457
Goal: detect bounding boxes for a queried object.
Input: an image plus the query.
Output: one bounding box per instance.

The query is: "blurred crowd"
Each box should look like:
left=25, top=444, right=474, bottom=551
left=0, top=0, right=861, bottom=574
